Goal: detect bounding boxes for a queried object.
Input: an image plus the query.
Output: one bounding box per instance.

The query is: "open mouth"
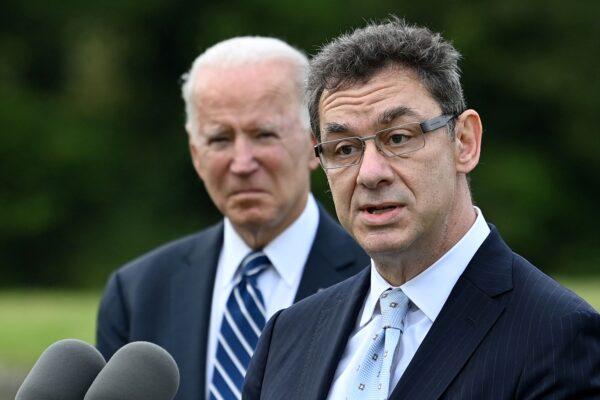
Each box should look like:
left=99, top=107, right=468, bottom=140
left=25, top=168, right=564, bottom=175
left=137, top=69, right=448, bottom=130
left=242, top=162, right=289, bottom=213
left=365, top=205, right=398, bottom=214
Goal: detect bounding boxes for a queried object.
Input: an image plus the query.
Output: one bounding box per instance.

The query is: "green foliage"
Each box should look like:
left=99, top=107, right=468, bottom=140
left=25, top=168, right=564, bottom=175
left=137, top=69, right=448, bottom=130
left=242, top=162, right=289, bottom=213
left=1, top=0, right=598, bottom=287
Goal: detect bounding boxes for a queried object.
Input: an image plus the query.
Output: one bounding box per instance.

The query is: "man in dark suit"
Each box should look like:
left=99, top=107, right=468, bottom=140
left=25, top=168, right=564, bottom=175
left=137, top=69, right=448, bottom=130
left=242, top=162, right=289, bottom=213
left=243, top=18, right=600, bottom=399
left=96, top=37, right=369, bottom=400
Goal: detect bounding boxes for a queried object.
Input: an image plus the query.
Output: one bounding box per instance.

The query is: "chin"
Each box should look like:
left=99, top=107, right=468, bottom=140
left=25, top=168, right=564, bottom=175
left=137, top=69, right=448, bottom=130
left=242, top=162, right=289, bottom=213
left=230, top=212, right=269, bottom=227
left=230, top=205, right=281, bottom=227
left=357, top=230, right=413, bottom=257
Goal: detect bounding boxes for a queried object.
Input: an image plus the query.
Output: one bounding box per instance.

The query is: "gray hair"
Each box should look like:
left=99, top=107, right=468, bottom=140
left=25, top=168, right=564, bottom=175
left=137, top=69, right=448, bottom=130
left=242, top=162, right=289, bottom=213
left=181, top=36, right=310, bottom=136
left=308, top=17, right=466, bottom=140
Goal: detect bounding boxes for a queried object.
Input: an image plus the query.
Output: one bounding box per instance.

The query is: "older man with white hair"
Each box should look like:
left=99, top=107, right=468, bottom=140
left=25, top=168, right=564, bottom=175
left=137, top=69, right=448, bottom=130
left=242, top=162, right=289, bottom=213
left=96, top=36, right=369, bottom=400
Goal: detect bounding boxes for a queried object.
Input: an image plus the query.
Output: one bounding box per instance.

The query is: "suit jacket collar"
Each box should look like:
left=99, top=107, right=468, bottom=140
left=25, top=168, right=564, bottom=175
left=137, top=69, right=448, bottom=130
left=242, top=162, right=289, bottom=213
left=297, top=267, right=372, bottom=400
left=461, top=224, right=514, bottom=297
left=295, top=204, right=367, bottom=300
left=170, top=222, right=224, bottom=400
left=298, top=224, right=514, bottom=400
left=165, top=203, right=365, bottom=399
left=389, top=225, right=513, bottom=399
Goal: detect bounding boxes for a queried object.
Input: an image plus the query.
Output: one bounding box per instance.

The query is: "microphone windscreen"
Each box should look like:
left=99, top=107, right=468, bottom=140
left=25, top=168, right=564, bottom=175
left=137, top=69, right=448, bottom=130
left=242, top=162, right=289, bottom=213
left=84, top=341, right=179, bottom=400
left=15, top=339, right=106, bottom=400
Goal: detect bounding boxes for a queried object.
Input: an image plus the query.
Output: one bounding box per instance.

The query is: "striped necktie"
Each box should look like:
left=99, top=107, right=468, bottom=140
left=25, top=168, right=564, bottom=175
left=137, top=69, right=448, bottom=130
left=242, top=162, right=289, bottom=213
left=209, top=251, right=271, bottom=400
left=349, top=288, right=410, bottom=400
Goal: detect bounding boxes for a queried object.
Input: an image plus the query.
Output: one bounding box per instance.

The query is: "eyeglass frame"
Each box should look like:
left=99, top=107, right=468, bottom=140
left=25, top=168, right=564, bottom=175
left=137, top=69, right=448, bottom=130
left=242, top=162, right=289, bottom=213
left=313, top=114, right=457, bottom=169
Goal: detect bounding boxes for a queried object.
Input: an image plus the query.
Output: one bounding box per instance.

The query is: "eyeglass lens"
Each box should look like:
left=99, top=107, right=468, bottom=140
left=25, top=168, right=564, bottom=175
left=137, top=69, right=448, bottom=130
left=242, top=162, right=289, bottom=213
left=319, top=122, right=425, bottom=168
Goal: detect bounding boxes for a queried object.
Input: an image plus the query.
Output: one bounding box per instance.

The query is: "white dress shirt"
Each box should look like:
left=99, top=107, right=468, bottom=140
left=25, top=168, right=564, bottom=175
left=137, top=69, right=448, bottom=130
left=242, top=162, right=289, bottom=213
left=327, top=208, right=490, bottom=400
left=205, top=194, right=320, bottom=398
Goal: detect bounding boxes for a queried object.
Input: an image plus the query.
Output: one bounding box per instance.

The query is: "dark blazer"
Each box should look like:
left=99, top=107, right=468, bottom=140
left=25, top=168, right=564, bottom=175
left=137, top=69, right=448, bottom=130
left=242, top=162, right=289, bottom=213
left=244, top=226, right=600, bottom=400
left=96, top=205, right=369, bottom=400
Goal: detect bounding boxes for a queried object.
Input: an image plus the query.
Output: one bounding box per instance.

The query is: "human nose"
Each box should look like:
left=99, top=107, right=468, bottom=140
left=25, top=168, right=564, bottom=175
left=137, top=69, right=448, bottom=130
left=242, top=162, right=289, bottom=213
left=356, top=140, right=394, bottom=189
left=230, top=136, right=259, bottom=175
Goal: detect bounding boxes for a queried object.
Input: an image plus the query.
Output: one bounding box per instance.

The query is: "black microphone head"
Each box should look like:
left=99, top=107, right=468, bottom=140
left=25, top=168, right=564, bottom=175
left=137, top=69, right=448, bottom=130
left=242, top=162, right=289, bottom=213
left=15, top=338, right=106, bottom=400
left=83, top=341, right=179, bottom=400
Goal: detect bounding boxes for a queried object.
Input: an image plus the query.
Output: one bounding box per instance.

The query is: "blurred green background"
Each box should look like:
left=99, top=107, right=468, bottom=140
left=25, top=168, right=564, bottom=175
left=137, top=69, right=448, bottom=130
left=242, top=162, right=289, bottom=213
left=1, top=0, right=599, bottom=395
left=2, top=0, right=599, bottom=287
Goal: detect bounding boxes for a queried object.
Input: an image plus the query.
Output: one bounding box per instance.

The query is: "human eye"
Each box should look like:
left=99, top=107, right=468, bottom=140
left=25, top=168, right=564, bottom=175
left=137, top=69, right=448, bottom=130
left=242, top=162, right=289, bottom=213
left=206, top=133, right=232, bottom=148
left=333, top=140, right=361, bottom=157
left=208, top=135, right=229, bottom=143
left=381, top=128, right=414, bottom=147
left=256, top=130, right=279, bottom=140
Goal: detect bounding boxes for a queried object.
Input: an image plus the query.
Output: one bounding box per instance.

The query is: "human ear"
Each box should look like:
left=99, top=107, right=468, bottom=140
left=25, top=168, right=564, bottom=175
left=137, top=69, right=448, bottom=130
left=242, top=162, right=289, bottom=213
left=454, top=109, right=482, bottom=174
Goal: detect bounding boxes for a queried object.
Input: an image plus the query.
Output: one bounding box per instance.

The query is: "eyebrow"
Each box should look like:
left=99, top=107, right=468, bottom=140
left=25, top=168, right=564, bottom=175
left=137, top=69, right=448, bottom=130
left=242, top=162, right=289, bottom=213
left=203, top=126, right=230, bottom=137
left=203, top=120, right=281, bottom=137
left=323, top=122, right=352, bottom=135
left=376, top=106, right=419, bottom=126
left=251, top=122, right=279, bottom=132
left=322, top=106, right=421, bottom=139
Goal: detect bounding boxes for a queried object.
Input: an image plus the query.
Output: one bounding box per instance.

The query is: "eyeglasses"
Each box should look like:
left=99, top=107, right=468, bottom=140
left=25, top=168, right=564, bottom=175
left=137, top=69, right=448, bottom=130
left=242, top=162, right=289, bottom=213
left=313, top=114, right=456, bottom=169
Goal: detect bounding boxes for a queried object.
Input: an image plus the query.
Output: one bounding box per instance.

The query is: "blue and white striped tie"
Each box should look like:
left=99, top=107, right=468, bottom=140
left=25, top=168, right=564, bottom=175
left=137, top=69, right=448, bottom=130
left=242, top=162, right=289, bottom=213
left=209, top=251, right=270, bottom=400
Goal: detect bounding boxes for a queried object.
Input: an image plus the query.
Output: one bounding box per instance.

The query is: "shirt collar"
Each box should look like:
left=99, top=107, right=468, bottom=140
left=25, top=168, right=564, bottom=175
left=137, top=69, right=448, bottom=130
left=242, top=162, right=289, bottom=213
left=360, top=260, right=399, bottom=327
left=220, top=193, right=320, bottom=288
left=360, top=207, right=490, bottom=327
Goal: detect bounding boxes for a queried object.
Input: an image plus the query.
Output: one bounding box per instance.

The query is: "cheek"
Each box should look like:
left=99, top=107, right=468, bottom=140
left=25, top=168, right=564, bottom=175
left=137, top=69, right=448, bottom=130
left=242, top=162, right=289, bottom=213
left=271, top=142, right=312, bottom=182
left=414, top=156, right=455, bottom=207
left=257, top=153, right=303, bottom=204
left=199, top=160, right=224, bottom=183
left=261, top=152, right=288, bottom=181
left=197, top=155, right=232, bottom=193
left=327, top=173, right=354, bottom=218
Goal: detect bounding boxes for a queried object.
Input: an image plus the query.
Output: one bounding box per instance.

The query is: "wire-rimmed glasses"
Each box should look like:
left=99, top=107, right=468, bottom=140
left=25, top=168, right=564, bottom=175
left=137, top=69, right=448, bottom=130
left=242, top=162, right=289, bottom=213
left=313, top=114, right=455, bottom=169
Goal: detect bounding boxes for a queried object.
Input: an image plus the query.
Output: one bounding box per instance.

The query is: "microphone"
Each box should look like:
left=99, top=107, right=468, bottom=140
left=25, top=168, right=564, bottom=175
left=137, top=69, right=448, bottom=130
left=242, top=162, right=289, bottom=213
left=15, top=339, right=106, bottom=400
left=84, top=341, right=180, bottom=400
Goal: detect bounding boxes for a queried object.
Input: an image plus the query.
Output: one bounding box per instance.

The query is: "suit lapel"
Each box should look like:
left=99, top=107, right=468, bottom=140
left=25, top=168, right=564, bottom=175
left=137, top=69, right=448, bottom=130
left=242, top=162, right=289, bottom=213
left=170, top=223, right=223, bottom=399
left=295, top=205, right=368, bottom=301
left=296, top=267, right=371, bottom=400
left=390, top=227, right=513, bottom=400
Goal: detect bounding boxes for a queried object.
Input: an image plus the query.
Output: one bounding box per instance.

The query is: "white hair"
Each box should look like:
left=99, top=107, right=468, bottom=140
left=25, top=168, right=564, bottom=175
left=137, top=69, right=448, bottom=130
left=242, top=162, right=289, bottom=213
left=181, top=36, right=310, bottom=136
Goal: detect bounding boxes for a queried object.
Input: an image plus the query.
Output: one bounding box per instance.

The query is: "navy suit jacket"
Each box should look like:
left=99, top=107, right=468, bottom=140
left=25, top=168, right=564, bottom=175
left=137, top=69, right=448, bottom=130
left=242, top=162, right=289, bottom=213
left=244, top=226, right=600, bottom=399
left=96, top=205, right=370, bottom=400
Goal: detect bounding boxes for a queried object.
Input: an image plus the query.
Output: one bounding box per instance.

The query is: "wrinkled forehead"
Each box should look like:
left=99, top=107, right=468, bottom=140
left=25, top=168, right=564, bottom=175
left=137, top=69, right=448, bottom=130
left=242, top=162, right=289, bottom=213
left=318, top=67, right=440, bottom=137
left=192, top=65, right=303, bottom=129
left=193, top=60, right=301, bottom=104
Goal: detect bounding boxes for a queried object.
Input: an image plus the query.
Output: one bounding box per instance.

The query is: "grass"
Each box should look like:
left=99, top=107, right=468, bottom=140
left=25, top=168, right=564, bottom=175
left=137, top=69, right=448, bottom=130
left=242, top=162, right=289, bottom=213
left=0, top=290, right=100, bottom=370
left=0, top=277, right=598, bottom=370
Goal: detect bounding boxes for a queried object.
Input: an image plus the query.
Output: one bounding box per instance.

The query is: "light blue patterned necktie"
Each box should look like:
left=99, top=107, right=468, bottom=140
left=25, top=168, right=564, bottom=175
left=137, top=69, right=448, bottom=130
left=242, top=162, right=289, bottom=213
left=209, top=251, right=271, bottom=400
left=349, top=288, right=410, bottom=400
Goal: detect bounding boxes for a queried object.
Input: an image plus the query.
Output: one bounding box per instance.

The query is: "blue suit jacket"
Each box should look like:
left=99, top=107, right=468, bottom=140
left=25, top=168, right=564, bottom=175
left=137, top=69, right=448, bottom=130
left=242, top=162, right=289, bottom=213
left=244, top=226, right=600, bottom=399
left=96, top=205, right=370, bottom=400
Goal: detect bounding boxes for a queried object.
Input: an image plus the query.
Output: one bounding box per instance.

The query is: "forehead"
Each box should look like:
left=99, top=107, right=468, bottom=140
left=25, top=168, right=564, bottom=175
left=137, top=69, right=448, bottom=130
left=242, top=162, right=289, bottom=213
left=193, top=60, right=300, bottom=127
left=318, top=67, right=441, bottom=135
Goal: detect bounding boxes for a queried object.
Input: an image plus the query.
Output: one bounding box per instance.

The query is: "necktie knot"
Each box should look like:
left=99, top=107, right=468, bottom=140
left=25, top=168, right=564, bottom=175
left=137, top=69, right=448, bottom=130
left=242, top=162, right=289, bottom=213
left=240, top=251, right=271, bottom=278
left=379, top=288, right=410, bottom=331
